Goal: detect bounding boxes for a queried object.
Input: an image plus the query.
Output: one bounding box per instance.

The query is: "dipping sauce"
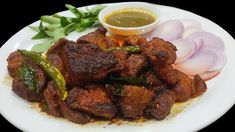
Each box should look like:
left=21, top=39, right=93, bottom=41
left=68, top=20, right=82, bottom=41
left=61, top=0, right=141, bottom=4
left=105, top=9, right=156, bottom=28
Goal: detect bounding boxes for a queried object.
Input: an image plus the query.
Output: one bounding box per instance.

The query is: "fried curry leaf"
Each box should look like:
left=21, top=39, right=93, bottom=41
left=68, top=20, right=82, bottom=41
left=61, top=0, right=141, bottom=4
left=19, top=62, right=38, bottom=92
left=113, top=83, right=124, bottom=96
left=109, top=75, right=147, bottom=86
left=41, top=102, right=49, bottom=112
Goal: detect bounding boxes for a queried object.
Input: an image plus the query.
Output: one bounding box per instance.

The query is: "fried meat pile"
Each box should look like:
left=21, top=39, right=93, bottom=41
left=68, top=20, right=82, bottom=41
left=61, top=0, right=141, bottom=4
left=7, top=27, right=207, bottom=124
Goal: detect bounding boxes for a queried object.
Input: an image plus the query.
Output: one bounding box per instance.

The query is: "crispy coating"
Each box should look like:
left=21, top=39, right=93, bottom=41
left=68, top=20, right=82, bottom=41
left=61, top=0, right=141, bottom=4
left=145, top=71, right=164, bottom=87
left=171, top=70, right=193, bottom=102
left=147, top=89, right=175, bottom=120
left=191, top=75, right=207, bottom=97
left=67, top=85, right=117, bottom=118
left=76, top=27, right=107, bottom=44
left=46, top=38, right=75, bottom=56
left=111, top=50, right=129, bottom=72
left=11, top=60, right=47, bottom=102
left=141, top=37, right=177, bottom=67
left=120, top=54, right=148, bottom=77
left=144, top=71, right=168, bottom=92
left=44, top=81, right=91, bottom=124
left=97, top=36, right=119, bottom=49
left=12, top=77, right=42, bottom=102
left=119, top=85, right=154, bottom=118
left=61, top=43, right=117, bottom=85
left=47, top=54, right=71, bottom=85
left=43, top=81, right=62, bottom=117
left=7, top=27, right=209, bottom=124
left=46, top=39, right=77, bottom=85
left=124, top=35, right=147, bottom=46
left=157, top=65, right=178, bottom=85
left=7, top=51, right=25, bottom=77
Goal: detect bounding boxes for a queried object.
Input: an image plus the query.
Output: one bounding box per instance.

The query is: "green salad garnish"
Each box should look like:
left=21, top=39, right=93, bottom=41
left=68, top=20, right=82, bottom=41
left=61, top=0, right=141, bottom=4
left=29, top=4, right=106, bottom=52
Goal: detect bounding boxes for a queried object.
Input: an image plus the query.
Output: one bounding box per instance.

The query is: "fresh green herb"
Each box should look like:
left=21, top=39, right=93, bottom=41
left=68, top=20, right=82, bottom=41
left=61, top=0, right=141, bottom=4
left=105, top=46, right=141, bottom=53
left=46, top=24, right=61, bottom=32
left=19, top=50, right=68, bottom=100
left=19, top=62, right=37, bottom=92
left=30, top=4, right=106, bottom=52
left=29, top=26, right=40, bottom=32
left=60, top=17, right=70, bottom=27
left=53, top=28, right=65, bottom=41
left=32, top=22, right=50, bottom=40
left=41, top=15, right=60, bottom=24
left=31, top=40, right=53, bottom=53
left=65, top=4, right=83, bottom=18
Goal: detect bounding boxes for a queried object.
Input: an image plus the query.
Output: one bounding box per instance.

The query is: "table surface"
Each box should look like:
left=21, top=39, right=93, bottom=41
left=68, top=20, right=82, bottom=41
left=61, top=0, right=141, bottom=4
left=0, top=0, right=234, bottom=131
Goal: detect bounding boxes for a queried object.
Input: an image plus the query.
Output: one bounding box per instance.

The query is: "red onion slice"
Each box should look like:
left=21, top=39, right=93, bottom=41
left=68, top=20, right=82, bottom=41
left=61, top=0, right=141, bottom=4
left=187, top=31, right=225, bottom=51
left=174, top=50, right=217, bottom=75
left=149, top=20, right=184, bottom=41
left=171, top=39, right=196, bottom=63
left=206, top=48, right=227, bottom=71
left=182, top=26, right=202, bottom=39
left=199, top=70, right=221, bottom=81
left=180, top=19, right=202, bottom=29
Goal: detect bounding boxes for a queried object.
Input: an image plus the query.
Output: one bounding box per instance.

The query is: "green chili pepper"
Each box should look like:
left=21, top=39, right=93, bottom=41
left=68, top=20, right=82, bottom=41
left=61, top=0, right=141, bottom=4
left=19, top=50, right=68, bottom=100
left=105, top=46, right=141, bottom=53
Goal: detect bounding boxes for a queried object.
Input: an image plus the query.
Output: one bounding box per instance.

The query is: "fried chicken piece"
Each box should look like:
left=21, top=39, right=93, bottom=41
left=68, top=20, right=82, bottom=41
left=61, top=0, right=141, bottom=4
left=147, top=89, right=175, bottom=120
left=67, top=85, right=117, bottom=118
left=61, top=43, right=117, bottom=85
left=47, top=54, right=71, bottom=85
left=12, top=77, right=42, bottom=102
left=58, top=98, right=91, bottom=124
left=46, top=39, right=75, bottom=85
left=171, top=70, right=193, bottom=102
left=7, top=51, right=25, bottom=77
left=43, top=81, right=63, bottom=117
left=119, top=85, right=154, bottom=118
left=47, top=38, right=117, bottom=85
left=76, top=27, right=107, bottom=44
left=97, top=36, right=119, bottom=49
left=44, top=81, right=90, bottom=124
left=191, top=75, right=207, bottom=97
left=157, top=65, right=178, bottom=85
left=145, top=71, right=163, bottom=86
left=141, top=37, right=177, bottom=67
left=124, top=35, right=147, bottom=46
left=12, top=60, right=47, bottom=102
left=46, top=38, right=75, bottom=56
left=120, top=54, right=148, bottom=77
left=111, top=50, right=128, bottom=72
left=144, top=71, right=168, bottom=91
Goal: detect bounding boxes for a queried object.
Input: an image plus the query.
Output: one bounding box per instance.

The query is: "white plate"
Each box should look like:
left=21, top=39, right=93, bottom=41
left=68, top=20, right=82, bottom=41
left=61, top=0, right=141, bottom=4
left=0, top=2, right=235, bottom=132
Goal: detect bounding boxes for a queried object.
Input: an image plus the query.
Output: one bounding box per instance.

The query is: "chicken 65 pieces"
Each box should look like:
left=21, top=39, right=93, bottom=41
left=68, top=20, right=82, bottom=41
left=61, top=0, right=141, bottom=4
left=7, top=27, right=207, bottom=124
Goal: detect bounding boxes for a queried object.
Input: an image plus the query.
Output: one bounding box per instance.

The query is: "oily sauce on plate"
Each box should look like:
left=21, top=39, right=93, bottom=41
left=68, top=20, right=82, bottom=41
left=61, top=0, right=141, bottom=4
left=105, top=9, right=156, bottom=28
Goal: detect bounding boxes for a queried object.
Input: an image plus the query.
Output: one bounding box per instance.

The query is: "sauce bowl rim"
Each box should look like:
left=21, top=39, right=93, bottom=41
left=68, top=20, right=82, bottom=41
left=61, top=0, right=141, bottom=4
left=98, top=2, right=161, bottom=30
